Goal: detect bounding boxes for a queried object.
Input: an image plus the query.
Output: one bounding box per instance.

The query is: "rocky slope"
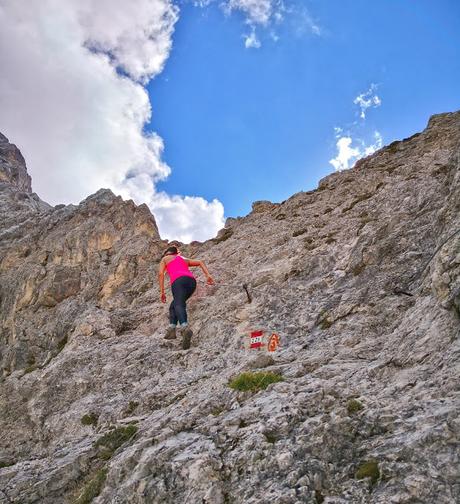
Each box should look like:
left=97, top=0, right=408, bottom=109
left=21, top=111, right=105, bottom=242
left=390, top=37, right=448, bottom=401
left=0, top=112, right=459, bottom=503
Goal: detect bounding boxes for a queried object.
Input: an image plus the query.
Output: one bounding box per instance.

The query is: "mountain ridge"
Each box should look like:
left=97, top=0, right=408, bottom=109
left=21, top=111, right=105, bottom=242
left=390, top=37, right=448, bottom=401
left=0, top=111, right=459, bottom=503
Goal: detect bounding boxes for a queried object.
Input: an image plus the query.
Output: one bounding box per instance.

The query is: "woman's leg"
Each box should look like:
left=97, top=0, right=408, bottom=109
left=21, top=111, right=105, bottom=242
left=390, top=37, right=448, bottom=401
left=169, top=300, right=178, bottom=325
left=171, top=276, right=197, bottom=325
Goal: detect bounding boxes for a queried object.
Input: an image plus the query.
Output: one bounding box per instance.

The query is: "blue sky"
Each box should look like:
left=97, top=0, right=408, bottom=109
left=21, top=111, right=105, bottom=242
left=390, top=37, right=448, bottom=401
left=149, top=0, right=460, bottom=218
left=2, top=0, right=459, bottom=242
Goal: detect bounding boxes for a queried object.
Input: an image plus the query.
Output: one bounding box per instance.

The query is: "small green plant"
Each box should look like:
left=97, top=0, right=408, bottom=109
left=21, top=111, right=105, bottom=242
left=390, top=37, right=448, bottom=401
left=210, top=406, right=225, bottom=416
left=355, top=460, right=380, bottom=484
left=0, top=461, right=14, bottom=468
left=125, top=401, right=138, bottom=415
left=228, top=371, right=283, bottom=392
left=317, top=309, right=333, bottom=330
left=81, top=413, right=98, bottom=427
left=73, top=468, right=108, bottom=504
left=24, top=355, right=37, bottom=373
left=319, top=318, right=332, bottom=330
left=347, top=399, right=364, bottom=415
left=94, top=425, right=138, bottom=460
left=264, top=433, right=278, bottom=444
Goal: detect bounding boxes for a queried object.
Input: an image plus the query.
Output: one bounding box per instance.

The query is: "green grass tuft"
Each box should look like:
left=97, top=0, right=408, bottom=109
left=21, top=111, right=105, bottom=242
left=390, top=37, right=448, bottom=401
left=347, top=399, right=364, bottom=415
left=24, top=355, right=37, bottom=373
left=72, top=468, right=108, bottom=504
left=319, top=318, right=332, bottom=330
left=81, top=413, right=98, bottom=427
left=264, top=433, right=278, bottom=444
left=355, top=460, right=380, bottom=484
left=125, top=401, right=138, bottom=415
left=94, top=425, right=138, bottom=460
left=0, top=461, right=15, bottom=468
left=229, top=371, right=283, bottom=392
left=210, top=406, right=225, bottom=417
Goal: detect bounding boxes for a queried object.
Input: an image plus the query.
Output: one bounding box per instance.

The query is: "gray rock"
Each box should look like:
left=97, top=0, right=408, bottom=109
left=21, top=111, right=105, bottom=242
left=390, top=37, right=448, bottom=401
left=0, top=112, right=459, bottom=503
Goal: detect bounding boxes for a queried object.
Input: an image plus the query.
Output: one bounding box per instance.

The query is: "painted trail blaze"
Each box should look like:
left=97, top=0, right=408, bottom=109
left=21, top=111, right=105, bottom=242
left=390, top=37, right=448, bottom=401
left=250, top=330, right=264, bottom=349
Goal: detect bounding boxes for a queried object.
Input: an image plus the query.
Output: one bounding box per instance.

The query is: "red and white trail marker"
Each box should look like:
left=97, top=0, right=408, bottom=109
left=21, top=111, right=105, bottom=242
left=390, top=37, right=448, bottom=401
left=250, top=330, right=264, bottom=349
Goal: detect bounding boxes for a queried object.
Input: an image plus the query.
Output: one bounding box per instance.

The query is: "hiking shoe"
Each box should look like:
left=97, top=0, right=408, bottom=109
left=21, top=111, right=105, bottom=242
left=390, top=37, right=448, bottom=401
left=181, top=327, right=193, bottom=350
left=164, top=326, right=176, bottom=340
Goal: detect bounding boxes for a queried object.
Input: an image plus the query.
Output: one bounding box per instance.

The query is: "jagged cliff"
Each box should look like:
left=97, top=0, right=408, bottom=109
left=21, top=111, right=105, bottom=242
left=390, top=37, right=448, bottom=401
left=0, top=113, right=459, bottom=503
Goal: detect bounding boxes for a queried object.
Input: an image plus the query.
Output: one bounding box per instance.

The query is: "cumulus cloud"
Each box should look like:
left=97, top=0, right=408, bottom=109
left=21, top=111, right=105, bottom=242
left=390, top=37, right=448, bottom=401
left=329, top=137, right=360, bottom=172
left=0, top=0, right=225, bottom=243
left=353, top=83, right=381, bottom=119
left=329, top=131, right=383, bottom=171
left=199, top=0, right=320, bottom=49
left=330, top=84, right=384, bottom=171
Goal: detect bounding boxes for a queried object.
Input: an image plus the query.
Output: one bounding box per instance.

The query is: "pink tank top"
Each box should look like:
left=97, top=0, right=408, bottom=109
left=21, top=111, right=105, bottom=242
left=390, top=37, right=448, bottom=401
left=165, top=255, right=195, bottom=285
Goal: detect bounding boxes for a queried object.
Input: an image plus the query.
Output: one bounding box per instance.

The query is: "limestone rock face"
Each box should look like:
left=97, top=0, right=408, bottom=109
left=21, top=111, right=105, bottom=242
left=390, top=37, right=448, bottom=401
left=0, top=112, right=459, bottom=503
left=0, top=132, right=32, bottom=192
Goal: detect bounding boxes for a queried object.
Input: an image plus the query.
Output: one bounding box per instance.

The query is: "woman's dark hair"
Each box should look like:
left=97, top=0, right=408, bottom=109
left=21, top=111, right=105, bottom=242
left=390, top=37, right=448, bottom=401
left=162, top=246, right=178, bottom=258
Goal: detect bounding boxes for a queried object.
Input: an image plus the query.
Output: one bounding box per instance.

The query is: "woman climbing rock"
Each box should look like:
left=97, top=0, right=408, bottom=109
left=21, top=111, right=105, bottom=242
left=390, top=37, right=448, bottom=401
left=158, top=246, right=214, bottom=349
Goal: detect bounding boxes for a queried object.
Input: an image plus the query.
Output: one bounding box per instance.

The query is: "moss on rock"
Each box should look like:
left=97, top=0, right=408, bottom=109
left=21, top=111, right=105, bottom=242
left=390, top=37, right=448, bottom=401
left=72, top=468, right=108, bottom=504
left=355, top=460, right=380, bottom=484
left=81, top=413, right=98, bottom=427
left=94, top=425, right=138, bottom=460
left=347, top=399, right=364, bottom=415
left=0, top=461, right=15, bottom=468
left=229, top=371, right=283, bottom=392
left=125, top=401, right=138, bottom=415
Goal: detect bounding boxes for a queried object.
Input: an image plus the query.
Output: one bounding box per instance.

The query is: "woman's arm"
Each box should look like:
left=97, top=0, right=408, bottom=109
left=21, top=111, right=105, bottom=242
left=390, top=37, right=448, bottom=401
left=185, top=258, right=215, bottom=285
left=158, top=259, right=167, bottom=302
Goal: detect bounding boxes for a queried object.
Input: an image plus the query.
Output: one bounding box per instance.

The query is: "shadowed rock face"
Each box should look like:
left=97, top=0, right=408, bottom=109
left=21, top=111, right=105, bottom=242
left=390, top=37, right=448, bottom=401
left=0, top=112, right=459, bottom=503
left=0, top=132, right=32, bottom=192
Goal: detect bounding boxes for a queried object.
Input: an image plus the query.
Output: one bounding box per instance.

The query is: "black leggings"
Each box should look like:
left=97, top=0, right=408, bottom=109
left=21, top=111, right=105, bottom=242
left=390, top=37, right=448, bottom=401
left=169, top=276, right=197, bottom=325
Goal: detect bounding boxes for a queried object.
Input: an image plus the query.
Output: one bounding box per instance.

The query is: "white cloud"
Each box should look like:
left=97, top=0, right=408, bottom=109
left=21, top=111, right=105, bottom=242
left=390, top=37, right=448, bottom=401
left=330, top=131, right=383, bottom=171
left=149, top=192, right=225, bottom=243
left=330, top=84, right=383, bottom=171
left=224, top=0, right=276, bottom=25
left=329, top=137, right=360, bottom=171
left=244, top=30, right=262, bottom=48
left=0, top=0, right=225, bottom=243
left=194, top=1, right=320, bottom=49
left=353, top=83, right=381, bottom=119
left=289, top=4, right=322, bottom=37
left=363, top=131, right=383, bottom=156
left=221, top=0, right=284, bottom=49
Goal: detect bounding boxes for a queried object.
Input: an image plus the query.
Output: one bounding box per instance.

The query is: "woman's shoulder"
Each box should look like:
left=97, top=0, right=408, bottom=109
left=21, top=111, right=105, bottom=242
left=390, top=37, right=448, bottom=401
left=164, top=254, right=185, bottom=265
